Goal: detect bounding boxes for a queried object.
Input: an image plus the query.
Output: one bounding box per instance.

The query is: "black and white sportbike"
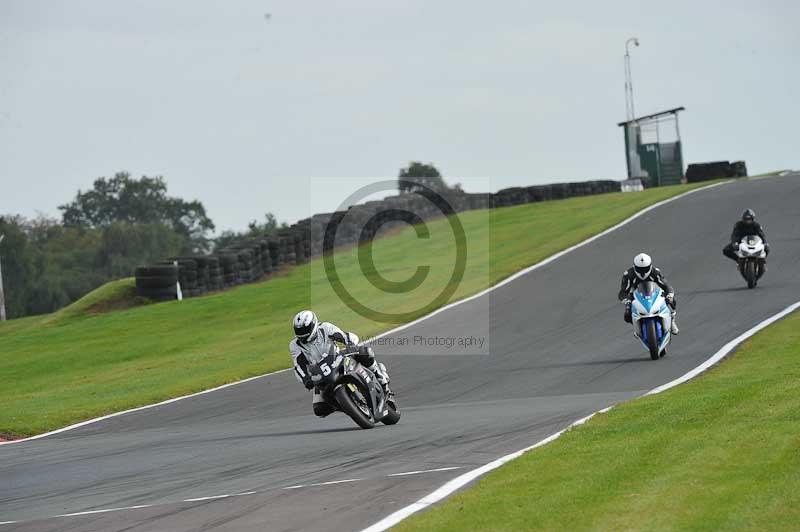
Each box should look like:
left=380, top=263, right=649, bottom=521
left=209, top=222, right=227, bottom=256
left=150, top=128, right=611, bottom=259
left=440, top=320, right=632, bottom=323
left=735, top=235, right=767, bottom=289
left=305, top=343, right=400, bottom=429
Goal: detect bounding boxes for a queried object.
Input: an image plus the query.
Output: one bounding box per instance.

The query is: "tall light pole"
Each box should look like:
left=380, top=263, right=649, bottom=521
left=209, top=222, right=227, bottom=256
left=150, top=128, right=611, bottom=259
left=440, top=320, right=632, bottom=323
left=0, top=234, right=6, bottom=322
left=624, top=37, right=640, bottom=121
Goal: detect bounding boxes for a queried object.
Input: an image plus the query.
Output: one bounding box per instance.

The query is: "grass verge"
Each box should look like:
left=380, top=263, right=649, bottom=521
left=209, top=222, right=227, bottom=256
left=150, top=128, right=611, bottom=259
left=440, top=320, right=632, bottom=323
left=395, top=307, right=800, bottom=532
left=0, top=181, right=719, bottom=437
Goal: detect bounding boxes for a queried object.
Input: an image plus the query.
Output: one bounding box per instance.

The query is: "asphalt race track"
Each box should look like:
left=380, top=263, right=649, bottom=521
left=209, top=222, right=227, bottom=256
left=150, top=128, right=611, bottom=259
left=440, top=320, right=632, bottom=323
left=2, top=174, right=799, bottom=531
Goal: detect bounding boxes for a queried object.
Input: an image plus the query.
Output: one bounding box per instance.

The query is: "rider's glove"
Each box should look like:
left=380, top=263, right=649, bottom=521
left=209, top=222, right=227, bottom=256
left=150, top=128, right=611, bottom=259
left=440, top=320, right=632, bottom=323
left=665, top=293, right=675, bottom=307
left=732, top=242, right=740, bottom=250
left=303, top=378, right=314, bottom=390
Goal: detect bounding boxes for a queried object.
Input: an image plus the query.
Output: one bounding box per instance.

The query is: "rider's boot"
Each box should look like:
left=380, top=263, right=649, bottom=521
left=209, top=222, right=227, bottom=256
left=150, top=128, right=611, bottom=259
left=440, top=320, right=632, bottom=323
left=670, top=313, right=680, bottom=335
left=369, top=362, right=392, bottom=394
left=312, top=389, right=335, bottom=417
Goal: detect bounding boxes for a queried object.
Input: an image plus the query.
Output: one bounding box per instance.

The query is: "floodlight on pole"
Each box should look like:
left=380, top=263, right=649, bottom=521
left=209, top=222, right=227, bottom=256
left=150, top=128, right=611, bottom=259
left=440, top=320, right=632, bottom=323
left=624, top=37, right=640, bottom=121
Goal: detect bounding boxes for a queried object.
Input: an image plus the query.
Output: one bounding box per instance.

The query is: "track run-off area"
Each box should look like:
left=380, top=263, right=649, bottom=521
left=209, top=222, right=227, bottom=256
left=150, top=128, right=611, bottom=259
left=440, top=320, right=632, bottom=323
left=1, top=173, right=799, bottom=531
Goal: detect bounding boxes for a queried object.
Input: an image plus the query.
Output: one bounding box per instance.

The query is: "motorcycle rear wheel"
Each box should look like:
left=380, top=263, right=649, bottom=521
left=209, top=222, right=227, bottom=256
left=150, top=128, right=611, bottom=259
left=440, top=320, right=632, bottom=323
left=335, top=384, right=375, bottom=429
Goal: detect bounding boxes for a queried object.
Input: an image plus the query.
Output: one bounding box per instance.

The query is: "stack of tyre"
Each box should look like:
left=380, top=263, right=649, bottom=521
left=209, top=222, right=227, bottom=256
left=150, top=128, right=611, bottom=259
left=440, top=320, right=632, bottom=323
left=203, top=256, right=223, bottom=291
left=134, top=265, right=179, bottom=301
left=686, top=161, right=749, bottom=182
left=161, top=258, right=201, bottom=297
left=268, top=240, right=281, bottom=269
left=218, top=253, right=241, bottom=287
left=238, top=249, right=255, bottom=282
left=292, top=221, right=312, bottom=264
left=237, top=244, right=264, bottom=279
left=281, top=235, right=296, bottom=265
left=219, top=248, right=253, bottom=283
left=192, top=256, right=217, bottom=292
left=253, top=245, right=265, bottom=277
left=257, top=240, right=272, bottom=275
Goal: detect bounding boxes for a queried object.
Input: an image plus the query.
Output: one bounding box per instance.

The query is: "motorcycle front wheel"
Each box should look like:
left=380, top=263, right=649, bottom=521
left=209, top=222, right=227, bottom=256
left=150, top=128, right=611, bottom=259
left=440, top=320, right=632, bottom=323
left=335, top=384, right=375, bottom=429
left=646, top=320, right=660, bottom=360
left=745, top=260, right=757, bottom=289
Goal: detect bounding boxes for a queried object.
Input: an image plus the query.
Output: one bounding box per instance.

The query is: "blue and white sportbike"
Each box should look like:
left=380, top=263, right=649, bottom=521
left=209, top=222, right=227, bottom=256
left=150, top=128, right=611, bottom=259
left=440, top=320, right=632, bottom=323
left=630, top=280, right=672, bottom=360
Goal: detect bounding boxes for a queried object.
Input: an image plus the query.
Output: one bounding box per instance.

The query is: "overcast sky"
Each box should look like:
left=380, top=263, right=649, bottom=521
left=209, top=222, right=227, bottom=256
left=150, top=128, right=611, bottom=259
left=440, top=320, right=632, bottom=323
left=1, top=1, right=798, bottom=232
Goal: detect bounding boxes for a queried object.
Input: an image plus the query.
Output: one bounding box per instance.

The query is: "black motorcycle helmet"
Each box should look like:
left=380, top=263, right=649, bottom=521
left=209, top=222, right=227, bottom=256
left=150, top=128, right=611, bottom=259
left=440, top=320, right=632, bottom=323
left=742, top=208, right=756, bottom=225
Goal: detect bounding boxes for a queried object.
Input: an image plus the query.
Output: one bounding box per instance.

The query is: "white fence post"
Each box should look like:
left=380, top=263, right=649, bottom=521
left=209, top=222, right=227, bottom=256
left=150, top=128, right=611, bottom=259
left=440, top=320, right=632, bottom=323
left=174, top=260, right=183, bottom=301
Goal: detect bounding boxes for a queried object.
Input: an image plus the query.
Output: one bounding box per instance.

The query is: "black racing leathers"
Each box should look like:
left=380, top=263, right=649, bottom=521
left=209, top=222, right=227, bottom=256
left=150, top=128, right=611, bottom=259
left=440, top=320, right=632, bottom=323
left=618, top=266, right=674, bottom=302
left=731, top=220, right=767, bottom=243
left=618, top=267, right=675, bottom=323
left=723, top=221, right=769, bottom=261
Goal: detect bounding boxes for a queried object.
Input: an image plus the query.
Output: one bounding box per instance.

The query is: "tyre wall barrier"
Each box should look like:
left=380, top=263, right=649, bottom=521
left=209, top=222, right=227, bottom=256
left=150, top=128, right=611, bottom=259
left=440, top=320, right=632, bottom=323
left=686, top=160, right=748, bottom=183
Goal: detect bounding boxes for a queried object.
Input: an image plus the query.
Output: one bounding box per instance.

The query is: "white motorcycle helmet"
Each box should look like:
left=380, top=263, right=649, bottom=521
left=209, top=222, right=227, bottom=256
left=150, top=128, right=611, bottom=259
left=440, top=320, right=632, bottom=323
left=633, top=253, right=653, bottom=280
left=293, top=310, right=319, bottom=342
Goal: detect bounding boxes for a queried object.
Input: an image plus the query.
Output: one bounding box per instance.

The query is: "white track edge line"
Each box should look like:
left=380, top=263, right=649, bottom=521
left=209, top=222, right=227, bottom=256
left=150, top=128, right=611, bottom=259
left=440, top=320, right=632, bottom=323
left=183, top=494, right=232, bottom=502
left=309, top=478, right=362, bottom=487
left=360, top=300, right=800, bottom=532
left=55, top=505, right=153, bottom=518
left=4, top=490, right=261, bottom=525
left=388, top=466, right=463, bottom=477
left=0, top=180, right=728, bottom=447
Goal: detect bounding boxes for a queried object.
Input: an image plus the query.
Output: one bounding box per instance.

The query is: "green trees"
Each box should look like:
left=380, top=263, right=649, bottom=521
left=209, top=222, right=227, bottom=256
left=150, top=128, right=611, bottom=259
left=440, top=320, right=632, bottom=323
left=99, top=222, right=186, bottom=278
left=0, top=216, right=34, bottom=318
left=0, top=215, right=188, bottom=318
left=1, top=172, right=221, bottom=318
left=2, top=171, right=288, bottom=318
left=214, top=213, right=285, bottom=250
left=0, top=216, right=96, bottom=317
left=60, top=172, right=215, bottom=253
left=398, top=161, right=451, bottom=194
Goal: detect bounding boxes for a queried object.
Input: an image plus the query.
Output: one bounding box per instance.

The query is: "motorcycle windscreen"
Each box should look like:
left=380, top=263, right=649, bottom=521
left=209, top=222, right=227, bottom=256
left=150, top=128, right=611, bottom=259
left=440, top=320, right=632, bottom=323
left=635, top=280, right=660, bottom=297
left=300, top=338, right=337, bottom=367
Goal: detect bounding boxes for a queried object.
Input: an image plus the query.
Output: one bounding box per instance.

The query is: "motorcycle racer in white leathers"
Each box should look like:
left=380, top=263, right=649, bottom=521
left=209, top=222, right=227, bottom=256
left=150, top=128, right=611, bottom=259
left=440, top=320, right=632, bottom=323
left=289, top=310, right=391, bottom=417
